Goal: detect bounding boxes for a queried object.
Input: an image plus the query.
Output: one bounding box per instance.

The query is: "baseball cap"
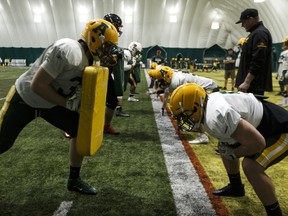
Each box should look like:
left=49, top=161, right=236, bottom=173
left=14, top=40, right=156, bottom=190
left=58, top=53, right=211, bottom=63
left=235, top=8, right=258, bottom=24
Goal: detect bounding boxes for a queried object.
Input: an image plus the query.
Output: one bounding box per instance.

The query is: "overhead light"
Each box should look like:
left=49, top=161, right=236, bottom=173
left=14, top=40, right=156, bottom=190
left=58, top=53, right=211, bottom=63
left=79, top=15, right=87, bottom=23
left=211, top=21, right=219, bottom=29
left=34, top=14, right=41, bottom=23
left=125, top=15, right=132, bottom=23
left=169, top=15, right=177, bottom=23
left=254, top=0, right=265, bottom=3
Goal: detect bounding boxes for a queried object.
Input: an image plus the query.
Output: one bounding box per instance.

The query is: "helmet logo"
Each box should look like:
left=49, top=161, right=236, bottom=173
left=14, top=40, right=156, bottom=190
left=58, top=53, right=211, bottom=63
left=92, top=21, right=109, bottom=42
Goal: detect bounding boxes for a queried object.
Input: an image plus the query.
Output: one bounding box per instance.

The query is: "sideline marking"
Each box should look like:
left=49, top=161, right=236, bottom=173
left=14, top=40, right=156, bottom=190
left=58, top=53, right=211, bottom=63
left=145, top=70, right=217, bottom=215
left=53, top=201, right=73, bottom=216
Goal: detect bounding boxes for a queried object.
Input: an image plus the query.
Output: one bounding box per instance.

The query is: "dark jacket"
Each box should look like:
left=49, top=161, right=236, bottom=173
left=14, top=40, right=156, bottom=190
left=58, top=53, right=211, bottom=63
left=236, top=21, right=273, bottom=94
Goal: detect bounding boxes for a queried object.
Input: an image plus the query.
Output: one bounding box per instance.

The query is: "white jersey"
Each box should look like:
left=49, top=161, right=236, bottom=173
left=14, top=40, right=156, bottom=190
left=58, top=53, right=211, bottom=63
left=277, top=49, right=288, bottom=77
left=204, top=92, right=263, bottom=144
left=123, top=49, right=134, bottom=72
left=15, top=38, right=89, bottom=108
left=169, top=72, right=218, bottom=92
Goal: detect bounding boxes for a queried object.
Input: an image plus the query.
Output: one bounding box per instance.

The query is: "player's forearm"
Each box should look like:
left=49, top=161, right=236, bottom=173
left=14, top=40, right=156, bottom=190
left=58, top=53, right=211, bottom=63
left=31, top=83, right=66, bottom=107
left=243, top=72, right=255, bottom=85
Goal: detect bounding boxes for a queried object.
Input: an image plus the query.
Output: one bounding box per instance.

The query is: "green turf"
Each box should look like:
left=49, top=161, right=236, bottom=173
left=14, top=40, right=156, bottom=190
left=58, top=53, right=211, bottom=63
left=0, top=66, right=287, bottom=215
left=0, top=67, right=176, bottom=216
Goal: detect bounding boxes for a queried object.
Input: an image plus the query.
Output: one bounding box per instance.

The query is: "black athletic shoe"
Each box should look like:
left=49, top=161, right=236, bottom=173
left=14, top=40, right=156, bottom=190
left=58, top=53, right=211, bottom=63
left=67, top=178, right=97, bottom=195
left=116, top=107, right=130, bottom=117
left=213, top=184, right=245, bottom=197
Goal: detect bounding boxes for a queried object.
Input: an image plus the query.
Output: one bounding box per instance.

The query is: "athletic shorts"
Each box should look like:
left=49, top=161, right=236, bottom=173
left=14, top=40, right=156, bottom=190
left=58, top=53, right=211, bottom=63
left=106, top=73, right=118, bottom=109
left=0, top=86, right=79, bottom=153
left=224, top=69, right=235, bottom=79
left=248, top=101, right=288, bottom=169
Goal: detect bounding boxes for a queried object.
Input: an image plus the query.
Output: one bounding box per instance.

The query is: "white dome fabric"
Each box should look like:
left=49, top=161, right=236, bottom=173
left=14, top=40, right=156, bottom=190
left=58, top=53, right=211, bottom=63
left=0, top=0, right=287, bottom=49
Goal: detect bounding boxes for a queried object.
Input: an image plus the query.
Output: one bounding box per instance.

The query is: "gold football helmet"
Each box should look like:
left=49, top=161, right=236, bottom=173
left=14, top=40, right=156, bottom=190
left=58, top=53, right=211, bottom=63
left=148, top=68, right=163, bottom=79
left=282, top=36, right=288, bottom=50
left=160, top=66, right=174, bottom=84
left=82, top=19, right=119, bottom=66
left=169, top=83, right=207, bottom=131
left=150, top=62, right=158, bottom=69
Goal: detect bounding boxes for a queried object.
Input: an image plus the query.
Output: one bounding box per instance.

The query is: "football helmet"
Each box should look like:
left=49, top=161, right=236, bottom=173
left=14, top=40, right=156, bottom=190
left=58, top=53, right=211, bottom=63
left=169, top=83, right=207, bottom=131
left=148, top=68, right=163, bottom=79
left=160, top=66, right=174, bottom=84
left=282, top=36, right=288, bottom=50
left=237, top=37, right=246, bottom=46
left=150, top=62, right=158, bottom=69
left=82, top=19, right=119, bottom=66
left=103, top=13, right=123, bottom=37
left=128, top=42, right=142, bottom=57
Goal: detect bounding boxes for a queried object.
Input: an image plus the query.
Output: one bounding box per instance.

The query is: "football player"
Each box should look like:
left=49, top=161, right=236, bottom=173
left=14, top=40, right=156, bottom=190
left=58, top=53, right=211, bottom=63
left=103, top=13, right=129, bottom=135
left=0, top=19, right=120, bottom=195
left=152, top=66, right=218, bottom=144
left=169, top=83, right=288, bottom=216
left=124, top=41, right=143, bottom=102
left=276, top=36, right=288, bottom=105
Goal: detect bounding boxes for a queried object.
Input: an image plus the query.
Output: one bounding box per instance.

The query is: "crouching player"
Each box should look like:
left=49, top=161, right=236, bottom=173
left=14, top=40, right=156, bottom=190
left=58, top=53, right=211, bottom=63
left=169, top=83, right=288, bottom=215
left=0, top=19, right=120, bottom=195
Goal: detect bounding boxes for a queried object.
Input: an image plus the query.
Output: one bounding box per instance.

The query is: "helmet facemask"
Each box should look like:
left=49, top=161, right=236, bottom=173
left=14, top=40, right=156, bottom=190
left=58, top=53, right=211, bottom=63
left=175, top=96, right=204, bottom=132
left=95, top=41, right=122, bottom=66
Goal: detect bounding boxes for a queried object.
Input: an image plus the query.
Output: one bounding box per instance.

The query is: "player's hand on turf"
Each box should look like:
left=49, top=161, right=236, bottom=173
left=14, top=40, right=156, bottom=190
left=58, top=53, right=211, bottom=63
left=218, top=142, right=237, bottom=160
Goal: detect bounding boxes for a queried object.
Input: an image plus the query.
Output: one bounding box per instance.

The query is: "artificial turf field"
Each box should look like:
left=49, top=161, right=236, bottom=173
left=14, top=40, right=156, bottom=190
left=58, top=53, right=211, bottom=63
left=0, top=66, right=287, bottom=216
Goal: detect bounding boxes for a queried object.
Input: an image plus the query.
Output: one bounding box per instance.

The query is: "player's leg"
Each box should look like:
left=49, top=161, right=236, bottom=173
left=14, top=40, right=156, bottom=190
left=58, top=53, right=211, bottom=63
left=0, top=86, right=35, bottom=153
left=243, top=157, right=283, bottom=215
left=41, top=106, right=96, bottom=195
left=213, top=156, right=244, bottom=197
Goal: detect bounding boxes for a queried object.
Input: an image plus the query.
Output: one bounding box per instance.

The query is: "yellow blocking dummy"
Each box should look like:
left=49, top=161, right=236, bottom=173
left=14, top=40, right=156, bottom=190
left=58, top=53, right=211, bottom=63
left=76, top=66, right=109, bottom=156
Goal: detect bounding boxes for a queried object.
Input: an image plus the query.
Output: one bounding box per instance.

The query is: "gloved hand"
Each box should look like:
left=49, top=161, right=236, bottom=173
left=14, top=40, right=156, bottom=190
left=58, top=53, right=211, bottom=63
left=66, top=98, right=80, bottom=112
left=218, top=142, right=237, bottom=160
left=65, top=87, right=81, bottom=112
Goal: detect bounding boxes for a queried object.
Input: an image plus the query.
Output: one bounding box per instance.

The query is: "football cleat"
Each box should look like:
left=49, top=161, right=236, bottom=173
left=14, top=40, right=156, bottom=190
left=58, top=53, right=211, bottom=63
left=67, top=178, right=97, bottom=195
left=213, top=184, right=245, bottom=197
left=104, top=124, right=120, bottom=135
left=115, top=107, right=130, bottom=117
left=127, top=96, right=139, bottom=102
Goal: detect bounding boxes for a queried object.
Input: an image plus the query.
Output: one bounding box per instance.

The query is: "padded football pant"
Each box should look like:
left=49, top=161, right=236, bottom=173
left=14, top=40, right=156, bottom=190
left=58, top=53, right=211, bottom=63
left=106, top=72, right=118, bottom=110
left=0, top=85, right=79, bottom=154
left=249, top=100, right=288, bottom=169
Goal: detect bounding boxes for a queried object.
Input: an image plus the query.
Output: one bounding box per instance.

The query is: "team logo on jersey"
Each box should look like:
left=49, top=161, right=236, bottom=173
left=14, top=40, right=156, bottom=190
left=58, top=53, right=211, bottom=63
left=257, top=41, right=267, bottom=48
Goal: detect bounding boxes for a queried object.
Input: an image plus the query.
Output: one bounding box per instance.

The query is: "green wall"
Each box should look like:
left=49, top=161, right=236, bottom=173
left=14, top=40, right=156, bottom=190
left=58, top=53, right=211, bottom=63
left=0, top=43, right=282, bottom=71
left=0, top=47, right=44, bottom=66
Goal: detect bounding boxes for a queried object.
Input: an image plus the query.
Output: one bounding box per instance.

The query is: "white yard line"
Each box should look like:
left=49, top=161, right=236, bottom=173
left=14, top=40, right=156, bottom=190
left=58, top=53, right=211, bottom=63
left=53, top=201, right=73, bottom=216
left=145, top=69, right=216, bottom=216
